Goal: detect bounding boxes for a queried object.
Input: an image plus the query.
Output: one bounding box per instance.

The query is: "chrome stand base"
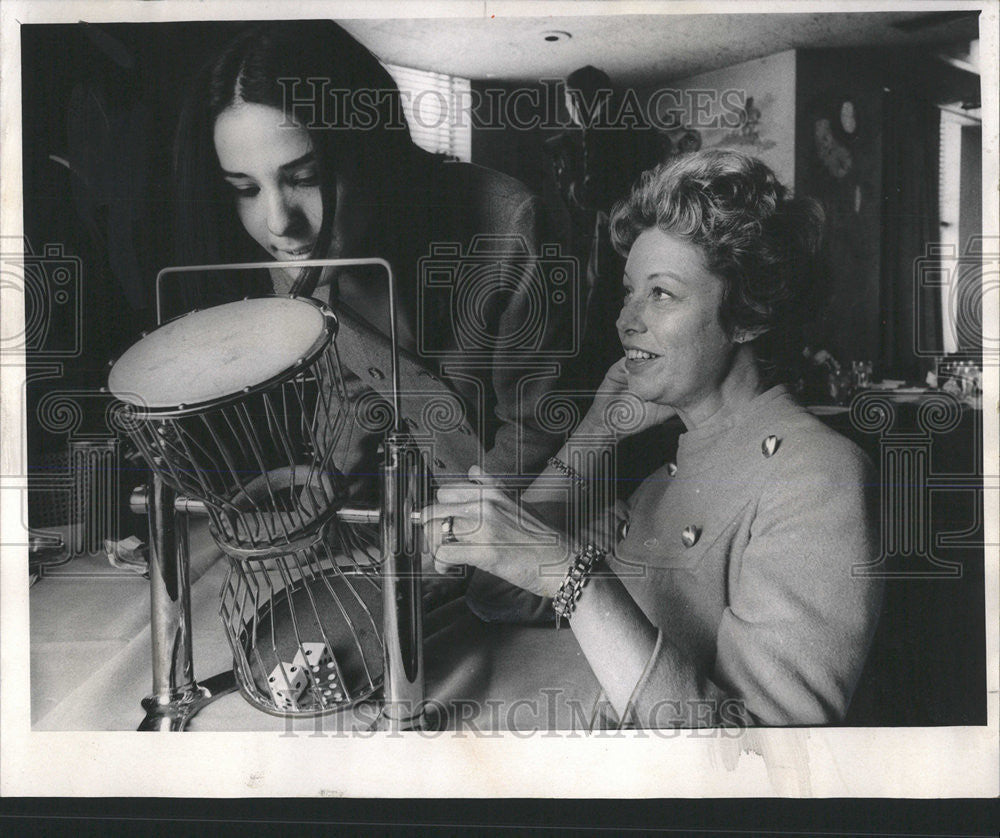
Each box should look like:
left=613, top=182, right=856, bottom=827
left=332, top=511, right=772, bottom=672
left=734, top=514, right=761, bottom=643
left=135, top=474, right=240, bottom=732
left=138, top=670, right=238, bottom=732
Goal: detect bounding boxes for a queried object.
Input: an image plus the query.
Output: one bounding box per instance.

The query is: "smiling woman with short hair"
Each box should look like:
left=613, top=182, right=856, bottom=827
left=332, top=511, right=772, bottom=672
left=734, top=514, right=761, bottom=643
left=424, top=150, right=883, bottom=727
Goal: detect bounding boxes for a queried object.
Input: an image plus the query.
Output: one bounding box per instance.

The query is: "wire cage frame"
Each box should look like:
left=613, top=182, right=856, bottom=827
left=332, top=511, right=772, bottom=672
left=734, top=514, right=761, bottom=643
left=110, top=258, right=422, bottom=719
left=220, top=522, right=384, bottom=716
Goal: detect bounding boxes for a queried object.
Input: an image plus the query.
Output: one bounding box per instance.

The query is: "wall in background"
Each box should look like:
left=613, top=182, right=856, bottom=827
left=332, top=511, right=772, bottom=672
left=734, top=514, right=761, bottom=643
left=658, top=50, right=798, bottom=187
left=464, top=43, right=977, bottom=380
left=469, top=80, right=555, bottom=193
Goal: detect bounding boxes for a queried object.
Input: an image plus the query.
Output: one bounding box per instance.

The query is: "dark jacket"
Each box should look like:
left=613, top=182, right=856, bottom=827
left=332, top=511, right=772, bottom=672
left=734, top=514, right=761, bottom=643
left=327, top=160, right=575, bottom=622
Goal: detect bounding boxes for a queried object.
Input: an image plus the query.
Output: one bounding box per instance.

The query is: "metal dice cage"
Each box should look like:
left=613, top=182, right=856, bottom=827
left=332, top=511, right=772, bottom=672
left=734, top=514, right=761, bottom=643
left=120, top=302, right=387, bottom=716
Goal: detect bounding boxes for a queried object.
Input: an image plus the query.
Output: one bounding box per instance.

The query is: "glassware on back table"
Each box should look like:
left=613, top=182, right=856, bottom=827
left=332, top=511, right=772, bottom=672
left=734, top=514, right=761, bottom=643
left=851, top=360, right=872, bottom=390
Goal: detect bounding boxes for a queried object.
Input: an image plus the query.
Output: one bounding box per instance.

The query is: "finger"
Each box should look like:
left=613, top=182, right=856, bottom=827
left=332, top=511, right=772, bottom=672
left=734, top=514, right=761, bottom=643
left=430, top=543, right=461, bottom=567
left=435, top=485, right=484, bottom=505
left=420, top=500, right=485, bottom=528
left=436, top=483, right=506, bottom=506
left=434, top=558, right=465, bottom=577
left=424, top=547, right=464, bottom=578
left=433, top=542, right=484, bottom=570
left=606, top=356, right=628, bottom=383
left=468, top=464, right=503, bottom=487
left=420, top=505, right=486, bottom=557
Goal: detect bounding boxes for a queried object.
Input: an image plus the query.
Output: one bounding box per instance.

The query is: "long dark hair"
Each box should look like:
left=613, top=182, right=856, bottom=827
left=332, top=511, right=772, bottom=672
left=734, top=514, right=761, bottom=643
left=172, top=20, right=416, bottom=309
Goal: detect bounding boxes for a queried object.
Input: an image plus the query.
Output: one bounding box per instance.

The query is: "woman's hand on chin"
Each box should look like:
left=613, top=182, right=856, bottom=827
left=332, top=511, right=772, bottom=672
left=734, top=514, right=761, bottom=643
left=420, top=470, right=569, bottom=599
left=579, top=357, right=677, bottom=439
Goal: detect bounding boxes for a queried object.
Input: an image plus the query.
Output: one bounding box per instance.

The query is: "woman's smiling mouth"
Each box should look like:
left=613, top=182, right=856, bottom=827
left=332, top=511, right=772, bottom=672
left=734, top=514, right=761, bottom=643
left=624, top=347, right=662, bottom=372
left=625, top=348, right=660, bottom=361
left=273, top=244, right=314, bottom=259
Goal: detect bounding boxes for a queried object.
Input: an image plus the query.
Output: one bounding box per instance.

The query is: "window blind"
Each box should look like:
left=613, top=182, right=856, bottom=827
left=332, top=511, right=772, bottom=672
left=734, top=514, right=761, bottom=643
left=384, top=63, right=472, bottom=162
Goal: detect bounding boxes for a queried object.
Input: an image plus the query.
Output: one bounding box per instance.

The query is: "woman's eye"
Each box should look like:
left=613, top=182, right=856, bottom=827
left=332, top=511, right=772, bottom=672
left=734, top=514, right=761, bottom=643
left=651, top=287, right=675, bottom=301
left=228, top=182, right=259, bottom=197
left=290, top=173, right=319, bottom=188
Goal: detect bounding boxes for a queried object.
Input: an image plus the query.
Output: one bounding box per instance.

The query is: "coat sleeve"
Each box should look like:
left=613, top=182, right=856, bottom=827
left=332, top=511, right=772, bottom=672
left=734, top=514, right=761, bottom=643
left=624, top=438, right=884, bottom=727
left=466, top=192, right=573, bottom=624
left=480, top=192, right=569, bottom=481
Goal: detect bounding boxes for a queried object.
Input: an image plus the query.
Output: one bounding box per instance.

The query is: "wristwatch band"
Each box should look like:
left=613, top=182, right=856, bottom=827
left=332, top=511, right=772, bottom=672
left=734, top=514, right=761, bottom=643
left=547, top=455, right=587, bottom=490
left=552, top=543, right=606, bottom=628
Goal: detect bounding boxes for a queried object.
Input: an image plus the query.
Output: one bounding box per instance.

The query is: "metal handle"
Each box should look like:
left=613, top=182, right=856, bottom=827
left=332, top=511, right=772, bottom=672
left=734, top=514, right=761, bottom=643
left=131, top=487, right=420, bottom=526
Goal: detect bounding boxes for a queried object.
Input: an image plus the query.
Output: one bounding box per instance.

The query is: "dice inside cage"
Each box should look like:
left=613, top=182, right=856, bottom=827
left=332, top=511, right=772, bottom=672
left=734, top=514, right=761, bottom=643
left=219, top=522, right=384, bottom=715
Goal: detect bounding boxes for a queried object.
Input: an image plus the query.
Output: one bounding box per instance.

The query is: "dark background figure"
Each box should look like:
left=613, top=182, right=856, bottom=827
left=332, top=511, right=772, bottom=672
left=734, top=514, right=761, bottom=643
left=544, top=65, right=660, bottom=394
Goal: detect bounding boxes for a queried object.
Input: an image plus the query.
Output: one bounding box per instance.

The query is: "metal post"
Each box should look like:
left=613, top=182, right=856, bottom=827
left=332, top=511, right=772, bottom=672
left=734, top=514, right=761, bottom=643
left=380, top=434, right=424, bottom=730
left=137, top=473, right=235, bottom=731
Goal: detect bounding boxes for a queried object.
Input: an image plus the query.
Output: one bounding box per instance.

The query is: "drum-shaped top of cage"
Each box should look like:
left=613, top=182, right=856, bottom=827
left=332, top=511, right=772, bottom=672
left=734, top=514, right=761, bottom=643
left=108, top=297, right=335, bottom=412
left=107, top=295, right=352, bottom=551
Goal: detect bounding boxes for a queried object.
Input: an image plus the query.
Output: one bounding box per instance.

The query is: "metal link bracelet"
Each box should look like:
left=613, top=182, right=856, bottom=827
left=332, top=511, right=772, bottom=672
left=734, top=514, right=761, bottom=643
left=547, top=455, right=588, bottom=490
left=552, top=543, right=606, bottom=628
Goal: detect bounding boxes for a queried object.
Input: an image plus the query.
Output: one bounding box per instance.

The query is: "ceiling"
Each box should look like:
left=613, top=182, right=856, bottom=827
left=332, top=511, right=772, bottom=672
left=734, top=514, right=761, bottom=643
left=339, top=10, right=980, bottom=85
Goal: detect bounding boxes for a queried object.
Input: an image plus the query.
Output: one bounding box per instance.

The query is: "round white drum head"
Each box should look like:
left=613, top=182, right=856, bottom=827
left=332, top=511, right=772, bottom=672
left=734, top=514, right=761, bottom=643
left=109, top=297, right=329, bottom=410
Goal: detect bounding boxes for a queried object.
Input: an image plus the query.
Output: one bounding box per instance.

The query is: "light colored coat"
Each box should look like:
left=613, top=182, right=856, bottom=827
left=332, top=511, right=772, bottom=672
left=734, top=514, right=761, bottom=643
left=617, top=386, right=883, bottom=725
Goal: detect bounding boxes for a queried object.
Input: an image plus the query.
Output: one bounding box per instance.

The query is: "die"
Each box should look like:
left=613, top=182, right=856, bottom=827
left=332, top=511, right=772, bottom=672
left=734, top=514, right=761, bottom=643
left=293, top=642, right=332, bottom=675
left=293, top=642, right=344, bottom=702
left=267, top=661, right=308, bottom=710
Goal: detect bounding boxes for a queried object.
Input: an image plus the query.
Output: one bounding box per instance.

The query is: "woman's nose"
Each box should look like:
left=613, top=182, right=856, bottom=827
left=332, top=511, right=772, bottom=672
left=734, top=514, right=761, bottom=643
left=265, top=189, right=299, bottom=237
left=616, top=299, right=645, bottom=334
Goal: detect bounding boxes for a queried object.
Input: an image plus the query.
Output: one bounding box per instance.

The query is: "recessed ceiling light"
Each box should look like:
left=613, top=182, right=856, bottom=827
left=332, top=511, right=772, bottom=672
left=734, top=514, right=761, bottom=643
left=542, top=31, right=571, bottom=43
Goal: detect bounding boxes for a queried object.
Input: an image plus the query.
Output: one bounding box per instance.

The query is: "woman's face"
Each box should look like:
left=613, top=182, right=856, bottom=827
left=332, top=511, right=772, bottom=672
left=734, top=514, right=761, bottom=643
left=617, top=228, right=739, bottom=416
left=213, top=102, right=323, bottom=262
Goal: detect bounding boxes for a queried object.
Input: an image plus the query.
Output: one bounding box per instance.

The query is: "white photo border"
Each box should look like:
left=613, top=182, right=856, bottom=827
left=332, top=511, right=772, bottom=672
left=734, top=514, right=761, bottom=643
left=1, top=0, right=997, bottom=799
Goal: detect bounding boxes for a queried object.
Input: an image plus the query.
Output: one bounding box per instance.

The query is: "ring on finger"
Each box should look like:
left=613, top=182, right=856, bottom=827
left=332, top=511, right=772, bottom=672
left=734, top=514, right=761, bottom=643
left=441, top=516, right=458, bottom=544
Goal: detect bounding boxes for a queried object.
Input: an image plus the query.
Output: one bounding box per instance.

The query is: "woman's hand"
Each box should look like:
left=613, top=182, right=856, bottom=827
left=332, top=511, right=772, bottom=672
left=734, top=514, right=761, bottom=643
left=578, top=358, right=677, bottom=439
left=421, top=467, right=570, bottom=599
